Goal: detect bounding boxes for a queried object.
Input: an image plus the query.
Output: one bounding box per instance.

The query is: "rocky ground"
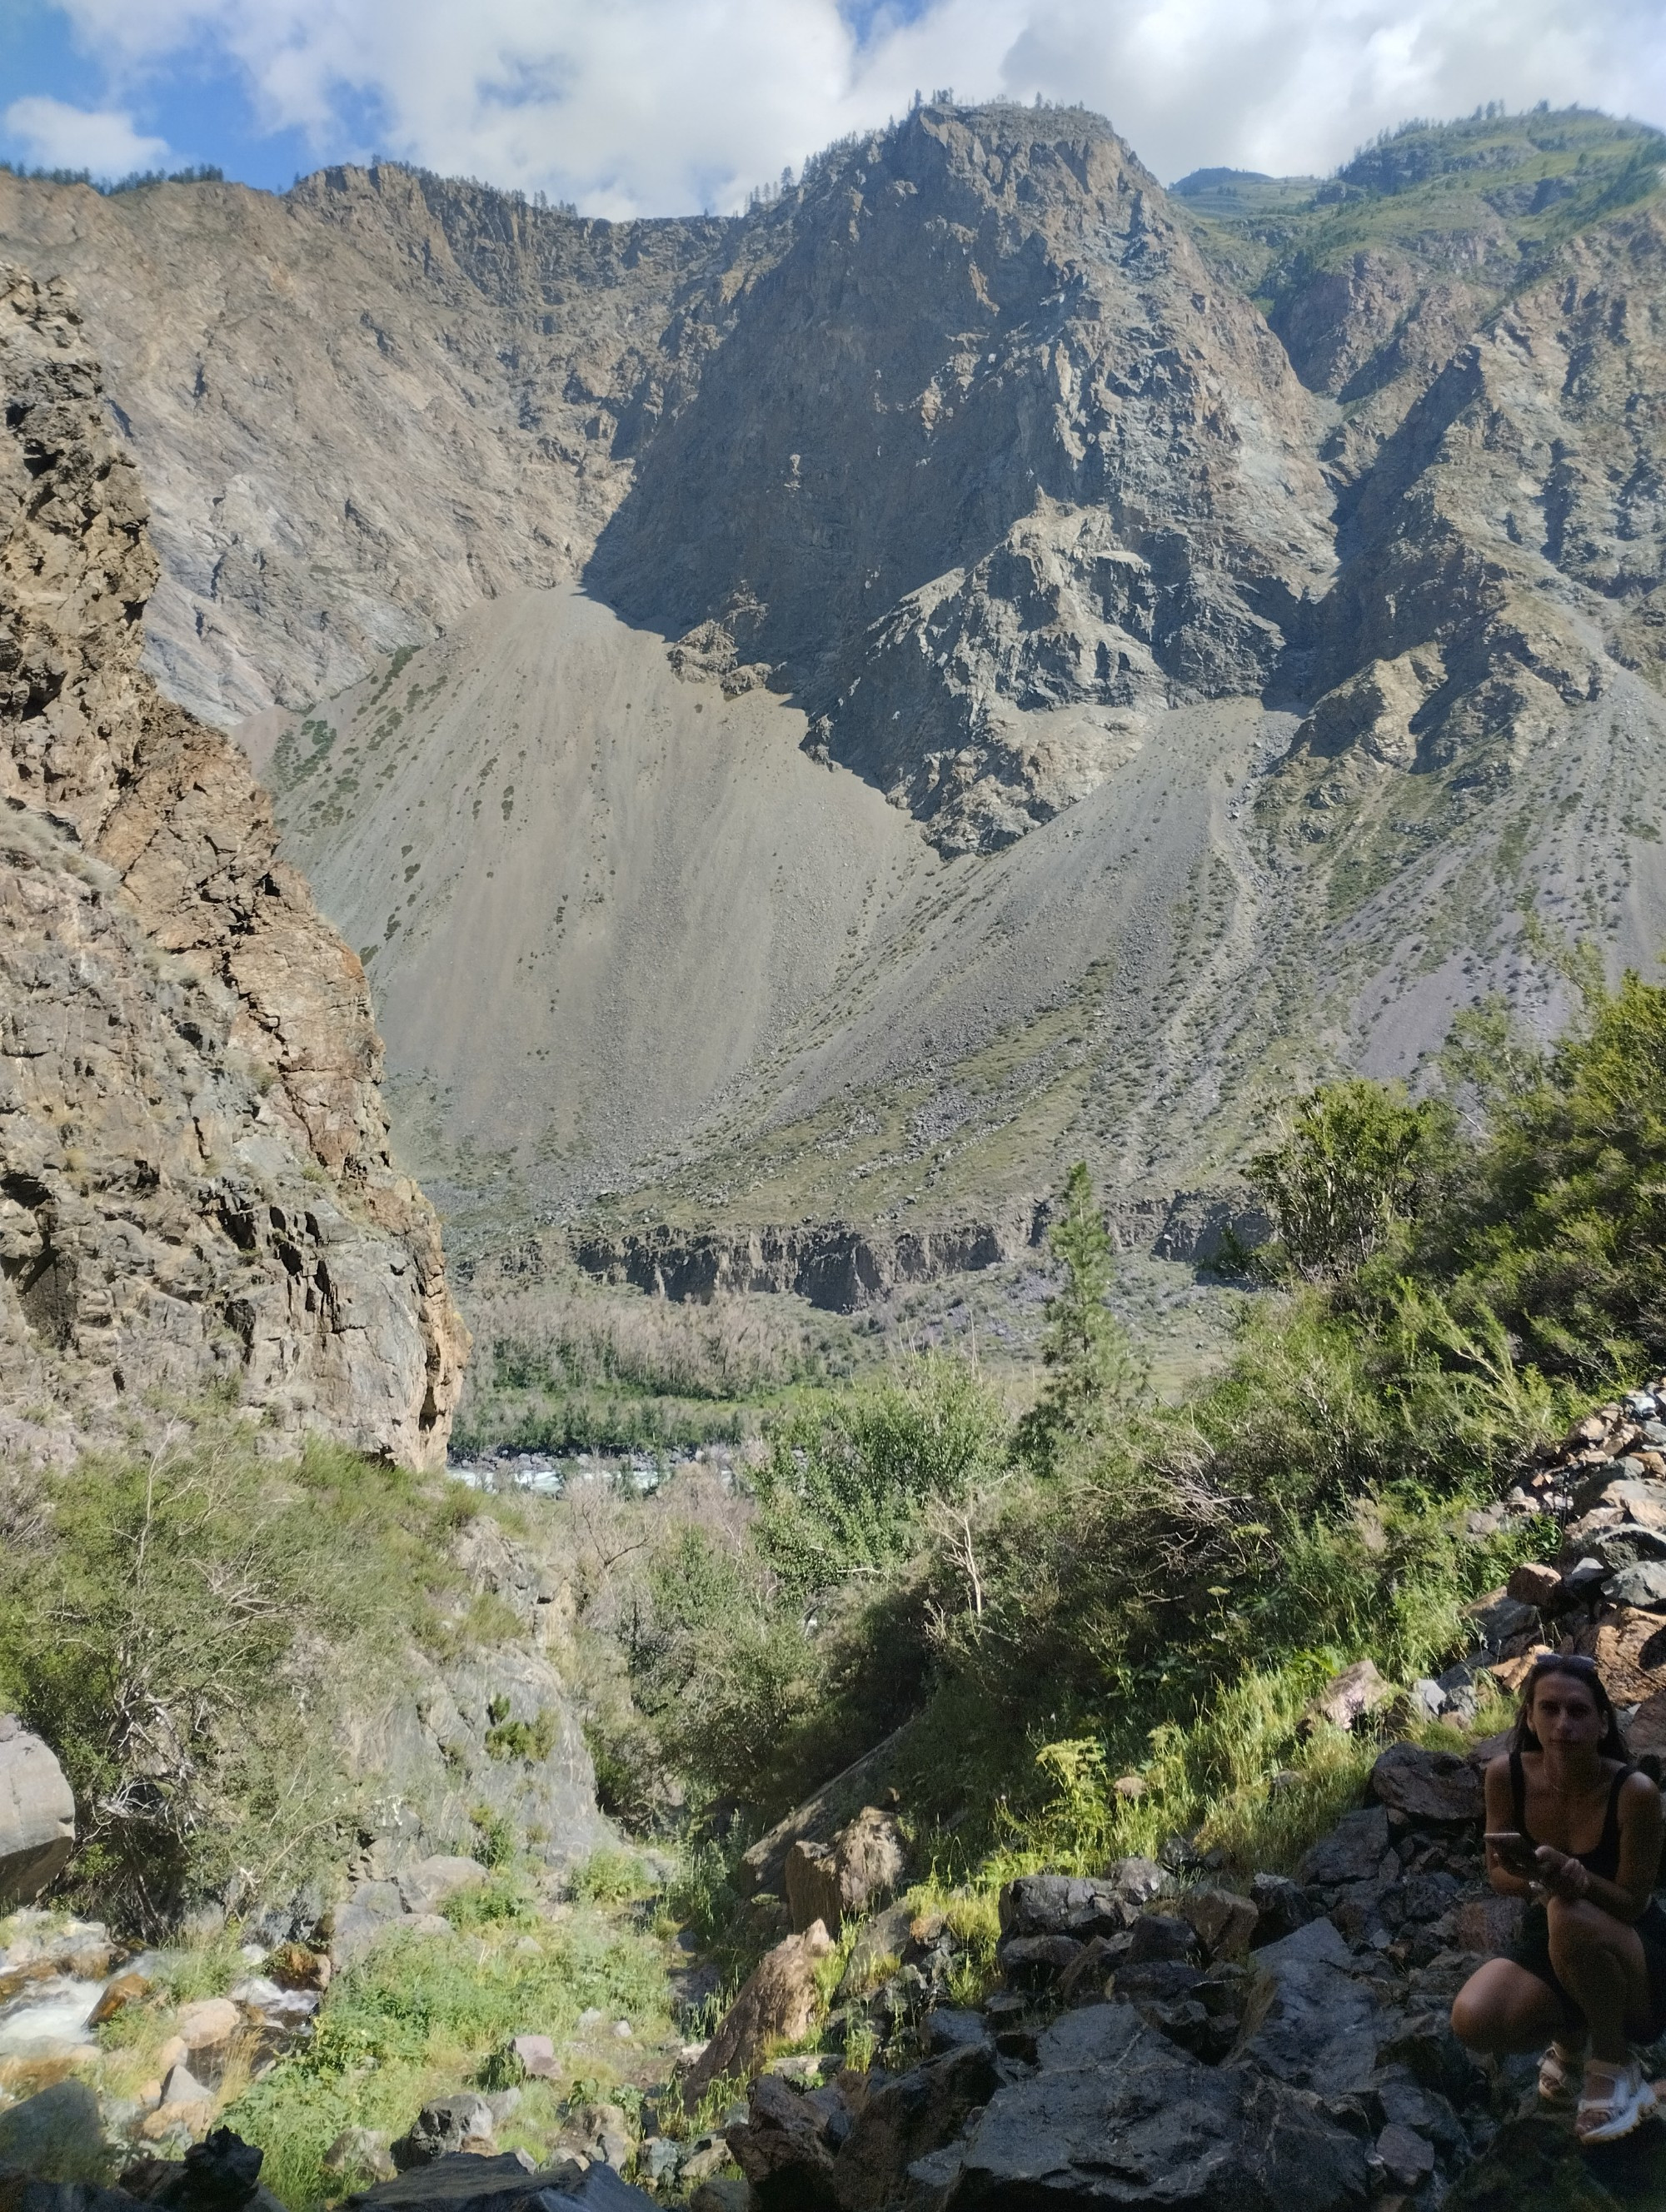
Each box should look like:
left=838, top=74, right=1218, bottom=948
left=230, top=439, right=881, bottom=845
left=11, top=1382, right=1666, bottom=2209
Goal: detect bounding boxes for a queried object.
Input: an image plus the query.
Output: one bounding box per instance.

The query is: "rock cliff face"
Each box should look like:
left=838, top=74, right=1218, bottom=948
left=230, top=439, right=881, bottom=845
left=591, top=104, right=1334, bottom=853
left=0, top=267, right=467, bottom=1465
left=1284, top=211, right=1666, bottom=793
left=0, top=165, right=756, bottom=725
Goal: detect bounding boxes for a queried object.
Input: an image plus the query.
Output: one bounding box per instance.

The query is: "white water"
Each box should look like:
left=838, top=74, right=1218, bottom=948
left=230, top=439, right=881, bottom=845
left=0, top=1977, right=104, bottom=2054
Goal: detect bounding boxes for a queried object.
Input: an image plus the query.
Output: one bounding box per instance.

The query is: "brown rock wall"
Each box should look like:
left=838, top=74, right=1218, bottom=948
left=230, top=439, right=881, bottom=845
left=0, top=265, right=466, bottom=1464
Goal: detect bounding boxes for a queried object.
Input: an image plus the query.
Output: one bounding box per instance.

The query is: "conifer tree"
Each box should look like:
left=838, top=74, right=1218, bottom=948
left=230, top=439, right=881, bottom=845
left=1019, top=1161, right=1144, bottom=1463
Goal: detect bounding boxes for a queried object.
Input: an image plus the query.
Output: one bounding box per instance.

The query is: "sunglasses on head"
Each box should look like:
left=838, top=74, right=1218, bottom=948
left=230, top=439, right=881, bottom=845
left=1526, top=1653, right=1602, bottom=1681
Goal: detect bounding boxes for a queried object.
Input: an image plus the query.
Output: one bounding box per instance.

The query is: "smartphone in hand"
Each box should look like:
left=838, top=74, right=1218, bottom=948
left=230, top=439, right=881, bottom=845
left=1484, top=1831, right=1540, bottom=1878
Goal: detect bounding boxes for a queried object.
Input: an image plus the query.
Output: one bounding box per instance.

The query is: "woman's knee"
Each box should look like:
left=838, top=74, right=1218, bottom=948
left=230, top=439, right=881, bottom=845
left=1546, top=1898, right=1629, bottom=1968
left=1452, top=1971, right=1519, bottom=2050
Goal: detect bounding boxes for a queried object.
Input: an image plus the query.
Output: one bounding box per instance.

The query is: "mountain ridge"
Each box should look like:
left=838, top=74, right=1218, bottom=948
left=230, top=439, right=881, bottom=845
left=3, top=103, right=1664, bottom=1264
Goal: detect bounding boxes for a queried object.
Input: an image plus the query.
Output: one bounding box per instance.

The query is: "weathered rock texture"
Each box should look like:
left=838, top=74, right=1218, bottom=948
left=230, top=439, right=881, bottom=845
left=0, top=267, right=466, bottom=1464
left=0, top=167, right=766, bottom=728
left=591, top=105, right=1334, bottom=854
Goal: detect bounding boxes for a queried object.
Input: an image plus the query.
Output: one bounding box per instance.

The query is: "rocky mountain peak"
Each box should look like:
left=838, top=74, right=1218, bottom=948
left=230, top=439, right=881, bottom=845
left=592, top=100, right=1335, bottom=851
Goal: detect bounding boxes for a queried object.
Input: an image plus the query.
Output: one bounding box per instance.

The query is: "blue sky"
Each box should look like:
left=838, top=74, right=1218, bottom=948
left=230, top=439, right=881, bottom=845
left=3, top=0, right=1662, bottom=218
left=1, top=0, right=367, bottom=189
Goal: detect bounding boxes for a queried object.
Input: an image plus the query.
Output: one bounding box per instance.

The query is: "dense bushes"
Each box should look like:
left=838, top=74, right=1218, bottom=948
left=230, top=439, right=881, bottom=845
left=613, top=974, right=1666, bottom=1872
left=619, top=1357, right=1005, bottom=1814
left=0, top=1422, right=461, bottom=1932
left=452, top=1281, right=855, bottom=1453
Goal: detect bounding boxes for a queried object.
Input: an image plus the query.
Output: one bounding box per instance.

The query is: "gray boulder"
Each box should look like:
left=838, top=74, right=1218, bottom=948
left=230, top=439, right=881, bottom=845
left=330, top=1883, right=452, bottom=1972
left=0, top=2081, right=105, bottom=2185
left=725, top=2076, right=838, bottom=2210
left=396, top=1858, right=486, bottom=1917
left=947, top=2002, right=1370, bottom=2209
left=0, top=1718, right=75, bottom=1910
left=1229, top=1915, right=1402, bottom=2094
left=391, top=2100, right=496, bottom=2171
left=996, top=1874, right=1132, bottom=1943
left=1248, top=1871, right=1313, bottom=1945
left=830, top=2039, right=998, bottom=2209
left=1297, top=1805, right=1391, bottom=1888
left=1604, top=1560, right=1666, bottom=1611
left=1367, top=1742, right=1483, bottom=1830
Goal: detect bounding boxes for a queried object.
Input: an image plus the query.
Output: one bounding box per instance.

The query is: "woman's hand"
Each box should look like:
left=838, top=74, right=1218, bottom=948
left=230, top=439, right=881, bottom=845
left=1534, top=1845, right=1592, bottom=1901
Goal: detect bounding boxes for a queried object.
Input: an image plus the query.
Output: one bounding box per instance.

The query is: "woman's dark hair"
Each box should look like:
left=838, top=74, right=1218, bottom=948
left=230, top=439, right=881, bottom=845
left=1513, top=1652, right=1631, bottom=1761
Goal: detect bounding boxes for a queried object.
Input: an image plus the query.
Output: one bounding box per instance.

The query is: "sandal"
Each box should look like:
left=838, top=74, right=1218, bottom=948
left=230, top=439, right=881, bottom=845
left=1576, top=2057, right=1658, bottom=2143
left=1539, top=2040, right=1583, bottom=2107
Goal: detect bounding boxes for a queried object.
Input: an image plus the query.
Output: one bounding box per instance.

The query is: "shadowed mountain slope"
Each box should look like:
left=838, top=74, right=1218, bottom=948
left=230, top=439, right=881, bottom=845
left=587, top=103, right=1334, bottom=853
left=4, top=106, right=1666, bottom=1255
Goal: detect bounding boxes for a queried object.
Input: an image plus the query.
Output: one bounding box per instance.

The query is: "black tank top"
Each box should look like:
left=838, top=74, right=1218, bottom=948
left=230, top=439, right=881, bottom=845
left=1509, top=1750, right=1629, bottom=1881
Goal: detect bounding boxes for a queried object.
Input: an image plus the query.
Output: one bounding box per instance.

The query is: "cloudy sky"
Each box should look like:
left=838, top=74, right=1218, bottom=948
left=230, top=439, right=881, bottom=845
left=2, top=0, right=1663, bottom=217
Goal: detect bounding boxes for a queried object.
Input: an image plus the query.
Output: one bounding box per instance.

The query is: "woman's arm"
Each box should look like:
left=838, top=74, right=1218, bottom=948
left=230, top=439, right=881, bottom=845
left=1483, top=1756, right=1535, bottom=1898
left=1535, top=1771, right=1664, bottom=1922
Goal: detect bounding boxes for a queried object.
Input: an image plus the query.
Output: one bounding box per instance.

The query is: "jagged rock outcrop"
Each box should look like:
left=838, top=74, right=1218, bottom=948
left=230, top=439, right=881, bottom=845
left=0, top=266, right=466, bottom=1464
left=1280, top=210, right=1666, bottom=807
left=468, top=1187, right=1264, bottom=1315
left=591, top=102, right=1334, bottom=853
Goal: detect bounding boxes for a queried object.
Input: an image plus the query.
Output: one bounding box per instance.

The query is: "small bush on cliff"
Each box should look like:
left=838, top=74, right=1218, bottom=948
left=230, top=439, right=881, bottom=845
left=0, top=1417, right=456, bottom=1932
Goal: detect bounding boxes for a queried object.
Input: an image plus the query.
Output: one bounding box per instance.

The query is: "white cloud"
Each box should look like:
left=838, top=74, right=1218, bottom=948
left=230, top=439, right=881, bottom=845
left=2, top=93, right=172, bottom=177
left=42, top=0, right=1666, bottom=213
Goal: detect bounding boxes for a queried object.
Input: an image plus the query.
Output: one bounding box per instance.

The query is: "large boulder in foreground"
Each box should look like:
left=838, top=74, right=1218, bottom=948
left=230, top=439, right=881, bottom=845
left=0, top=1716, right=73, bottom=1908
left=0, top=2080, right=103, bottom=2184
left=682, top=1922, right=835, bottom=2102
left=948, top=2001, right=1370, bottom=2208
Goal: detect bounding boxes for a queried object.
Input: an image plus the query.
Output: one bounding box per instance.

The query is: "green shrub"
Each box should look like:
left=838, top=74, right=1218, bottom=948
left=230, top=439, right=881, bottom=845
left=0, top=1422, right=452, bottom=1932
left=751, top=1353, right=1010, bottom=1601
left=1246, top=1079, right=1455, bottom=1281
left=1443, top=971, right=1666, bottom=1378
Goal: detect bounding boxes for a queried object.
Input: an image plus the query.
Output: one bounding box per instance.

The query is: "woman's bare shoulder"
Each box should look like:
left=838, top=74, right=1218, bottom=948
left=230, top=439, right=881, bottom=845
left=1619, top=1765, right=1662, bottom=1807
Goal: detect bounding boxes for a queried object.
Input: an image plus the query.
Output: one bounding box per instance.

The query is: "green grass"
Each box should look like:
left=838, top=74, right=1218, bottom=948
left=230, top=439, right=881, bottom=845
left=1174, top=106, right=1666, bottom=316
left=224, top=1909, right=673, bottom=2208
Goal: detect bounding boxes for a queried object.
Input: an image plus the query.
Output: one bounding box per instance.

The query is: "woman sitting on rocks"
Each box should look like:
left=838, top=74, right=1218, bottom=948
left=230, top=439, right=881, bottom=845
left=1451, top=1652, right=1666, bottom=2142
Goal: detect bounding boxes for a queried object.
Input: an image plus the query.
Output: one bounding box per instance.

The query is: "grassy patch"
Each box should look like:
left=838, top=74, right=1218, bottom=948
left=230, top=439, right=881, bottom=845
left=224, top=1911, right=673, bottom=2209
